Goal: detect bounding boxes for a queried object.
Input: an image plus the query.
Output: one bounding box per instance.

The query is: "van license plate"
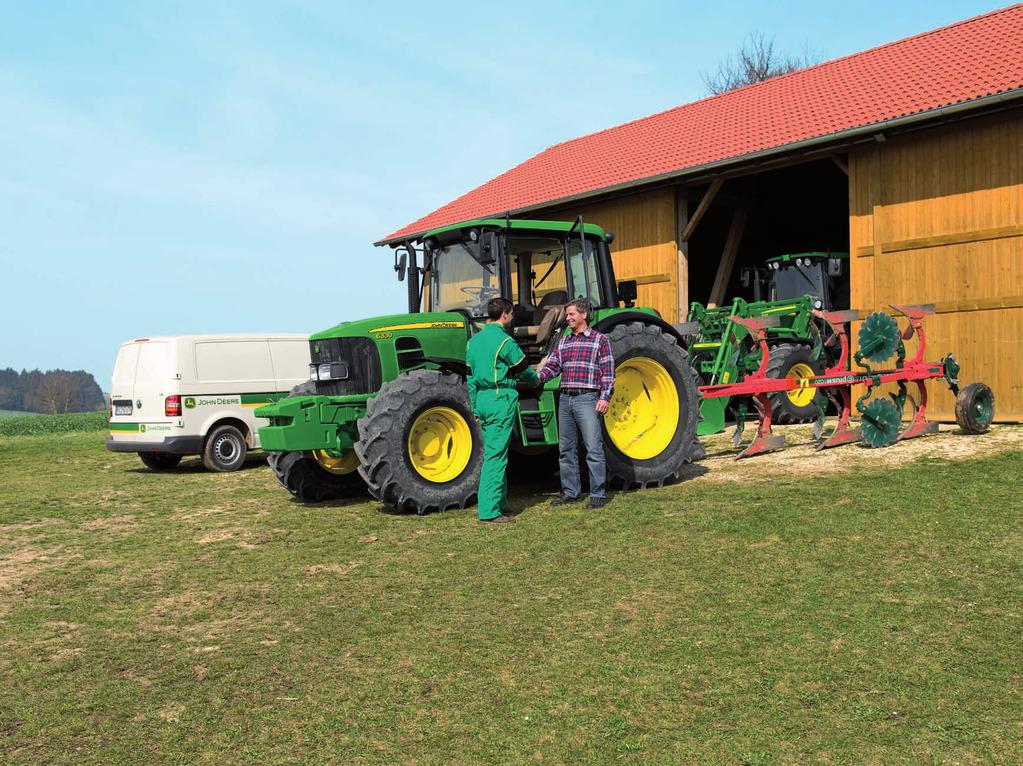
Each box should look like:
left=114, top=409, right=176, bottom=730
left=115, top=404, right=132, bottom=416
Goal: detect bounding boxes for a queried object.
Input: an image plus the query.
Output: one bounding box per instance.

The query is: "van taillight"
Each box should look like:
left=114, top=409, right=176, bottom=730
left=165, top=395, right=182, bottom=417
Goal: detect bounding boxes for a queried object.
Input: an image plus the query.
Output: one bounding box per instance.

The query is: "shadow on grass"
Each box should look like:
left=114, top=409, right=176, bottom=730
left=125, top=456, right=269, bottom=475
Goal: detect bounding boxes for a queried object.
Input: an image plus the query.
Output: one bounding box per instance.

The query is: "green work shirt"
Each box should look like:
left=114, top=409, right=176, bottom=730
left=465, top=322, right=538, bottom=411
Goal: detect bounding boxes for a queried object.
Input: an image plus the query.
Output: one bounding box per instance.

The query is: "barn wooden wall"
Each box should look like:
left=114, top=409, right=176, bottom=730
left=542, top=188, right=681, bottom=321
left=849, top=111, right=1023, bottom=420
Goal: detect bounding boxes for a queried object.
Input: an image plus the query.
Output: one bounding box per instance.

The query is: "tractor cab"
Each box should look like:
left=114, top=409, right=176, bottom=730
left=741, top=251, right=850, bottom=311
left=398, top=218, right=625, bottom=362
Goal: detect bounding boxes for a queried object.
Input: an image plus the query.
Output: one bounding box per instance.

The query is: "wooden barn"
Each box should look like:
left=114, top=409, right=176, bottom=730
left=380, top=6, right=1023, bottom=422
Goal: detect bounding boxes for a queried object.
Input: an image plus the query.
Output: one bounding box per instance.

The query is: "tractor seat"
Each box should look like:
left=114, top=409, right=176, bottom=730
left=534, top=290, right=568, bottom=323
left=535, top=304, right=566, bottom=345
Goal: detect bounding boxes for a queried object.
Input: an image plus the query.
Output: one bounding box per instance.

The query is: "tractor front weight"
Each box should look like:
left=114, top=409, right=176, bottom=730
left=699, top=304, right=995, bottom=457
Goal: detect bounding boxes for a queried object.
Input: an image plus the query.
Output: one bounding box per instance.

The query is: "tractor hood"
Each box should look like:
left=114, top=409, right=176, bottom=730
left=311, top=312, right=467, bottom=341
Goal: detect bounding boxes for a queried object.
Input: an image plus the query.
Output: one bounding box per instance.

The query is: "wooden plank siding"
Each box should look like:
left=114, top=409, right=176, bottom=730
left=540, top=188, right=681, bottom=321
left=849, top=111, right=1023, bottom=421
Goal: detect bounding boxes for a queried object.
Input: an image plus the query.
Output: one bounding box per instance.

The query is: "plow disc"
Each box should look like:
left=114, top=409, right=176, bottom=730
left=698, top=304, right=994, bottom=458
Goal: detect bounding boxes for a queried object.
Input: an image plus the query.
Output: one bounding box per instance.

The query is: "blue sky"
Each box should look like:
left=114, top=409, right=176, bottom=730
left=0, top=0, right=1006, bottom=384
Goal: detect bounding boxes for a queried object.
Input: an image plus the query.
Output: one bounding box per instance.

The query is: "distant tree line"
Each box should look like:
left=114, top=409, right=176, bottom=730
left=0, top=368, right=106, bottom=414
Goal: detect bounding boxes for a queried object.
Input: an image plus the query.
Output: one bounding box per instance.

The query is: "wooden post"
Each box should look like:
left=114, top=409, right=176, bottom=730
left=831, top=154, right=849, bottom=176
left=679, top=177, right=722, bottom=243
left=707, top=205, right=747, bottom=308
left=675, top=188, right=689, bottom=323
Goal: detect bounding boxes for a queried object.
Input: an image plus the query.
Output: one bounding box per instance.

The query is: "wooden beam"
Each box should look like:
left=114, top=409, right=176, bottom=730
left=707, top=205, right=748, bottom=308
left=831, top=154, right=849, bottom=176
left=675, top=189, right=689, bottom=323
left=679, top=178, right=723, bottom=243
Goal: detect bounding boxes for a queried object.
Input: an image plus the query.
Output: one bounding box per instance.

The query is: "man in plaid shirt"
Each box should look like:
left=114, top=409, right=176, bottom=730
left=538, top=298, right=615, bottom=509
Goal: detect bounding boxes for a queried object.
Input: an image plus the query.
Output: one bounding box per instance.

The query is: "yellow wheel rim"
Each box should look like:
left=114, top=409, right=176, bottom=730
left=786, top=362, right=817, bottom=407
left=407, top=406, right=473, bottom=483
left=604, top=356, right=680, bottom=460
left=314, top=449, right=360, bottom=475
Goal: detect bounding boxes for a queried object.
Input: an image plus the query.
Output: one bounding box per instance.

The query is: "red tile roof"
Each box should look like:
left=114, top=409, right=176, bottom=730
left=381, top=5, right=1023, bottom=244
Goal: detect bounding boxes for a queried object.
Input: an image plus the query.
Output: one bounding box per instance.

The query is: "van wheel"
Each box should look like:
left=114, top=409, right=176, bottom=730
left=138, top=452, right=182, bottom=471
left=202, top=424, right=247, bottom=472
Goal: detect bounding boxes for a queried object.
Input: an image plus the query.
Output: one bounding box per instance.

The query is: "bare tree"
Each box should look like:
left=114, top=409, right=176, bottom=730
left=35, top=371, right=76, bottom=414
left=702, top=33, right=819, bottom=95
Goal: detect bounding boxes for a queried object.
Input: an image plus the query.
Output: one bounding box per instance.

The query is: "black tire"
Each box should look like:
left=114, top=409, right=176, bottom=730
left=138, top=452, right=182, bottom=471
left=955, top=382, right=995, bottom=434
left=265, top=381, right=367, bottom=502
left=355, top=369, right=483, bottom=514
left=603, top=322, right=703, bottom=489
left=201, top=424, right=248, bottom=472
left=766, top=342, right=825, bottom=425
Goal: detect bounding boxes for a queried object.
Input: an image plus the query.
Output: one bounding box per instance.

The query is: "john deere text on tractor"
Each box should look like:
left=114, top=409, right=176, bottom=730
left=256, top=219, right=703, bottom=513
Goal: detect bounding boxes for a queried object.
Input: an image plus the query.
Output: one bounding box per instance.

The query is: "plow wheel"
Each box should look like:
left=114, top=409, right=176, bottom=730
left=602, top=322, right=702, bottom=489
left=955, top=382, right=995, bottom=434
left=266, top=381, right=367, bottom=502
left=765, top=342, right=825, bottom=425
left=355, top=369, right=482, bottom=514
left=860, top=398, right=902, bottom=448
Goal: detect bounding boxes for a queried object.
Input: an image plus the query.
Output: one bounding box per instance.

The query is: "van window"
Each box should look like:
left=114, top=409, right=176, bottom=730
left=195, top=341, right=274, bottom=382
left=269, top=340, right=310, bottom=382
left=135, top=342, right=173, bottom=384
left=111, top=344, right=141, bottom=389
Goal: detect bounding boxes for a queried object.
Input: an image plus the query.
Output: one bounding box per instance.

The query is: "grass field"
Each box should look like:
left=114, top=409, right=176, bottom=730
left=0, top=410, right=41, bottom=419
left=0, top=411, right=106, bottom=437
left=1, top=426, right=1021, bottom=765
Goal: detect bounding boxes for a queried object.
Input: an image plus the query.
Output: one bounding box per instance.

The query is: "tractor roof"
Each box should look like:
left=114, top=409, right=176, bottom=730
left=418, top=217, right=607, bottom=242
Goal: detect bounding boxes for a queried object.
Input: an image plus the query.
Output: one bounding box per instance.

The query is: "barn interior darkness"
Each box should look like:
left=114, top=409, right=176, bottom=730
left=686, top=156, right=850, bottom=307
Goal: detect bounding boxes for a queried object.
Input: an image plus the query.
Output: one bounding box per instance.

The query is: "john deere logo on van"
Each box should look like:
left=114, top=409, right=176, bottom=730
left=139, top=424, right=147, bottom=433
left=184, top=397, right=197, bottom=409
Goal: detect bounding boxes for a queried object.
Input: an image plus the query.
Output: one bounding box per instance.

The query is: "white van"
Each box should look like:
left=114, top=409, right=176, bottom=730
left=107, top=334, right=309, bottom=472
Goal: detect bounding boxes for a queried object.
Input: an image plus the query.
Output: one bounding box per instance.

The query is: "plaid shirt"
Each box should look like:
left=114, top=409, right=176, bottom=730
left=538, top=327, right=615, bottom=400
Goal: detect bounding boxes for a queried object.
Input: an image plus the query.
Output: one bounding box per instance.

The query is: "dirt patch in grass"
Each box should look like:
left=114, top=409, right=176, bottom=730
left=695, top=424, right=1022, bottom=483
left=0, top=546, right=75, bottom=616
left=305, top=561, right=361, bottom=577
left=80, top=514, right=137, bottom=533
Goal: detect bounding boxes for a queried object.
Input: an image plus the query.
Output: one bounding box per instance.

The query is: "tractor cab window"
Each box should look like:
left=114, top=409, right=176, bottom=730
left=566, top=237, right=602, bottom=305
left=429, top=242, right=500, bottom=317
left=771, top=261, right=827, bottom=304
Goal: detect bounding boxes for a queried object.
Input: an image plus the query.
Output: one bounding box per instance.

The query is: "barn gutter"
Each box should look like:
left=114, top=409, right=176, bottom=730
left=376, top=87, right=1023, bottom=247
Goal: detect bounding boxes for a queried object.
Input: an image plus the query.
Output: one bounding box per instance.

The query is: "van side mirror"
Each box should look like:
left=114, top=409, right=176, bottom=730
left=618, top=279, right=638, bottom=308
left=394, top=251, right=408, bottom=282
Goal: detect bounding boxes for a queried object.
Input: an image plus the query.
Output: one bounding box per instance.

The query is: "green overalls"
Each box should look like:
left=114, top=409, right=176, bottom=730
left=466, top=322, right=539, bottom=520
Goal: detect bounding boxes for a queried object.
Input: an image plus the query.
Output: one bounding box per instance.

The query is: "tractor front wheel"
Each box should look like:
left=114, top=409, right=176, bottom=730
left=766, top=343, right=825, bottom=425
left=265, top=381, right=367, bottom=502
left=355, top=369, right=483, bottom=514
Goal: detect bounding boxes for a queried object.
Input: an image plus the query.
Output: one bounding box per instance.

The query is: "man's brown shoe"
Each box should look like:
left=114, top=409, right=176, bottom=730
left=479, top=514, right=515, bottom=524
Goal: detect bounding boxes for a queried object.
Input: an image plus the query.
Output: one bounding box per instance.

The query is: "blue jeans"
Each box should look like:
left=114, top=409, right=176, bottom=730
left=557, top=390, right=606, bottom=499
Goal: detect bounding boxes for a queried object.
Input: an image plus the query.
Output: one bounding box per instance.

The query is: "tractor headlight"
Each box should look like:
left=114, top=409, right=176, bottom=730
left=316, top=362, right=351, bottom=381
left=309, top=363, right=319, bottom=381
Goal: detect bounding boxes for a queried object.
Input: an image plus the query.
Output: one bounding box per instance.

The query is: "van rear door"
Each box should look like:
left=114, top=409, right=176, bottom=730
left=110, top=342, right=141, bottom=419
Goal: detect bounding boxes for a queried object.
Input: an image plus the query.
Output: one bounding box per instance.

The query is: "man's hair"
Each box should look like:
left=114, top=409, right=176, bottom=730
left=567, top=298, right=591, bottom=322
left=487, top=297, right=514, bottom=320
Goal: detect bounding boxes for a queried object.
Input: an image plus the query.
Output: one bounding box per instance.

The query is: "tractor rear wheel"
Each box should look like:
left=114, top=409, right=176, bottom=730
left=766, top=343, right=825, bottom=425
left=266, top=381, right=366, bottom=502
left=355, top=369, right=483, bottom=514
left=955, top=382, right=995, bottom=434
left=602, top=322, right=702, bottom=489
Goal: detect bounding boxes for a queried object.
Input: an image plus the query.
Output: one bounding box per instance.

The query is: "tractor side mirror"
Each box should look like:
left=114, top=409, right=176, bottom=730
left=618, top=279, right=638, bottom=308
left=394, top=250, right=408, bottom=282
left=479, top=231, right=498, bottom=266
left=740, top=267, right=753, bottom=288
left=828, top=257, right=844, bottom=277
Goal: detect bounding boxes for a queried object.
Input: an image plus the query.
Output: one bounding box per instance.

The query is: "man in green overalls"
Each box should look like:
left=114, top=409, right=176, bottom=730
left=466, top=297, right=538, bottom=524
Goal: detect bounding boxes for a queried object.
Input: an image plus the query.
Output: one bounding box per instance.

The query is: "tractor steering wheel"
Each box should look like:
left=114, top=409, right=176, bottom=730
left=460, top=285, right=501, bottom=313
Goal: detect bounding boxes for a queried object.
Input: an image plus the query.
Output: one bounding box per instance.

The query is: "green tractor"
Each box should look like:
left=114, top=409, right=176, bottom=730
left=687, top=251, right=849, bottom=435
left=256, top=218, right=703, bottom=513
